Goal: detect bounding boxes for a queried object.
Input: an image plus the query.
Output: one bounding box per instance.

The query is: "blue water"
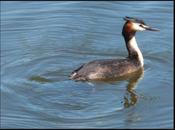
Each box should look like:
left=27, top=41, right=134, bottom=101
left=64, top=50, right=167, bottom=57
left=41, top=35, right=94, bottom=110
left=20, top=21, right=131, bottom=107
left=1, top=1, right=173, bottom=128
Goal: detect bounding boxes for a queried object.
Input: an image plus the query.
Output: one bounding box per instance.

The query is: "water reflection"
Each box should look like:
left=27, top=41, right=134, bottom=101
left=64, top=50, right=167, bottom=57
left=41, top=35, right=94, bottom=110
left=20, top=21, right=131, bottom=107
left=123, top=68, right=144, bottom=108
left=104, top=68, right=144, bottom=108
left=76, top=68, right=144, bottom=108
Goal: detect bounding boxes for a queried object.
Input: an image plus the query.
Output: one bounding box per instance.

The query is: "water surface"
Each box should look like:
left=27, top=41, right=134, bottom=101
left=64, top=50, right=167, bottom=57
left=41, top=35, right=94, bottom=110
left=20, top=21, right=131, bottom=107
left=1, top=1, right=173, bottom=128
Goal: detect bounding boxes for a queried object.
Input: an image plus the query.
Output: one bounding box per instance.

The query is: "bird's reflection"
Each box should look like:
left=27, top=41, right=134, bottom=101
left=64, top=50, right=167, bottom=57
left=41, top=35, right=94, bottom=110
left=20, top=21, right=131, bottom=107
left=87, top=67, right=144, bottom=108
left=123, top=68, right=144, bottom=108
left=104, top=68, right=144, bottom=108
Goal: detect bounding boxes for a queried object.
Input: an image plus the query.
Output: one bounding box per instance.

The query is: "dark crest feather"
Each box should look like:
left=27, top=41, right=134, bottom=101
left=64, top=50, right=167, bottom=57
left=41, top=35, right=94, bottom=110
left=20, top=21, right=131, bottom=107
left=123, top=16, right=146, bottom=25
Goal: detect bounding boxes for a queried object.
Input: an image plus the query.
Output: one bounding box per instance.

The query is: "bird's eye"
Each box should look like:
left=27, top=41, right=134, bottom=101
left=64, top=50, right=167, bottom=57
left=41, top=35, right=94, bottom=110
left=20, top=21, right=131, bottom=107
left=139, top=24, right=143, bottom=27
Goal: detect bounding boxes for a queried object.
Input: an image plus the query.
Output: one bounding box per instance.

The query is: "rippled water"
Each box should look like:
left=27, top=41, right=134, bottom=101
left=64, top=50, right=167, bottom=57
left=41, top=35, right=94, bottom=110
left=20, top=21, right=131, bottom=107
left=1, top=1, right=173, bottom=128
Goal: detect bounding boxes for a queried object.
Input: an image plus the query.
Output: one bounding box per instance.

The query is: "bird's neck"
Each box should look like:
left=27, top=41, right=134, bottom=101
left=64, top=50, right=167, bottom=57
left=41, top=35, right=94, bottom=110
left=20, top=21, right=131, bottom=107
left=127, top=36, right=144, bottom=66
left=123, top=33, right=144, bottom=67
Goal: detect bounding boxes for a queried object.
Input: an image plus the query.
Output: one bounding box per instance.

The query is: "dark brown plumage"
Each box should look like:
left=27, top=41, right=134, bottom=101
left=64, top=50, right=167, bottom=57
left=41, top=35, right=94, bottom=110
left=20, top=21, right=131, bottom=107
left=70, top=58, right=141, bottom=81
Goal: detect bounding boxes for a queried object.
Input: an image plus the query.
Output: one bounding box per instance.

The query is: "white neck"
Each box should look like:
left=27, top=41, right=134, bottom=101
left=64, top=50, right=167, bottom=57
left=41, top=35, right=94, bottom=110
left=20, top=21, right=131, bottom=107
left=128, top=37, right=144, bottom=67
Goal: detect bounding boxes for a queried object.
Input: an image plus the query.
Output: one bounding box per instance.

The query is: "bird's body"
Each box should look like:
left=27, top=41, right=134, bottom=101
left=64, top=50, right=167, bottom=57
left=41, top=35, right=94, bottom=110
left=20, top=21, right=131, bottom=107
left=70, top=16, right=159, bottom=81
left=70, top=58, right=140, bottom=81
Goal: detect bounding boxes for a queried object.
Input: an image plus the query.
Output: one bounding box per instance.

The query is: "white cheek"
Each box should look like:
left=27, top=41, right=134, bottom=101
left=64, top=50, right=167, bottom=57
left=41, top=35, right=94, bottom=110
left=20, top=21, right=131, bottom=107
left=132, top=23, right=146, bottom=31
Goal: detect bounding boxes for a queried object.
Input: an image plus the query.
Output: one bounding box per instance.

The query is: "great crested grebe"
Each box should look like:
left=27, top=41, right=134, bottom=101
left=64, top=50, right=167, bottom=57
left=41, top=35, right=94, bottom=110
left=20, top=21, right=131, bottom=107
left=70, top=16, right=159, bottom=81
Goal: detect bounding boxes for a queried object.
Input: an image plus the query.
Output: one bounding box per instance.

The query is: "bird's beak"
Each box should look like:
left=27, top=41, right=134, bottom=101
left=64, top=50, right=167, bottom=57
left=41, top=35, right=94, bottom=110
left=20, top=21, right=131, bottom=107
left=142, top=25, right=160, bottom=31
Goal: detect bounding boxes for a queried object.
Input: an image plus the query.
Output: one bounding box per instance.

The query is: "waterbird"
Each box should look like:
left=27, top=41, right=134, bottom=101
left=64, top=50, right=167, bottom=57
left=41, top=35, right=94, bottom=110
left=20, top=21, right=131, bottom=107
left=70, top=16, right=159, bottom=81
